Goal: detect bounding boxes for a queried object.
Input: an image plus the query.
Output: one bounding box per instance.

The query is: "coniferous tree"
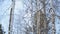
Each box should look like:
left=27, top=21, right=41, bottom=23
left=0, top=24, right=3, bottom=34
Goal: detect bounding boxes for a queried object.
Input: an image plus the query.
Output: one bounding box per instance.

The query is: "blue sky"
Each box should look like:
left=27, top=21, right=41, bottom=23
left=0, top=0, right=24, bottom=34
left=0, top=0, right=11, bottom=34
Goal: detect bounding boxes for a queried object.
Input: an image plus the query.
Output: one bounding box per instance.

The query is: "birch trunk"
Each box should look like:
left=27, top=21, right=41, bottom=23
left=8, top=0, right=15, bottom=34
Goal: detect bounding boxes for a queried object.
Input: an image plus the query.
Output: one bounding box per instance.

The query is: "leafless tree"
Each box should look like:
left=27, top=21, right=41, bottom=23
left=8, top=0, right=15, bottom=34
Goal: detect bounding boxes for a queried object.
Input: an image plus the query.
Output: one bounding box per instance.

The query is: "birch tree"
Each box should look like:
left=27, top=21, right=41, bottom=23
left=8, top=0, right=15, bottom=34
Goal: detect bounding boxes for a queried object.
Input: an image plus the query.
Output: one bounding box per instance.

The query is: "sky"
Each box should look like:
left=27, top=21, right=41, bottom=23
left=0, top=0, right=12, bottom=34
left=0, top=0, right=24, bottom=34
